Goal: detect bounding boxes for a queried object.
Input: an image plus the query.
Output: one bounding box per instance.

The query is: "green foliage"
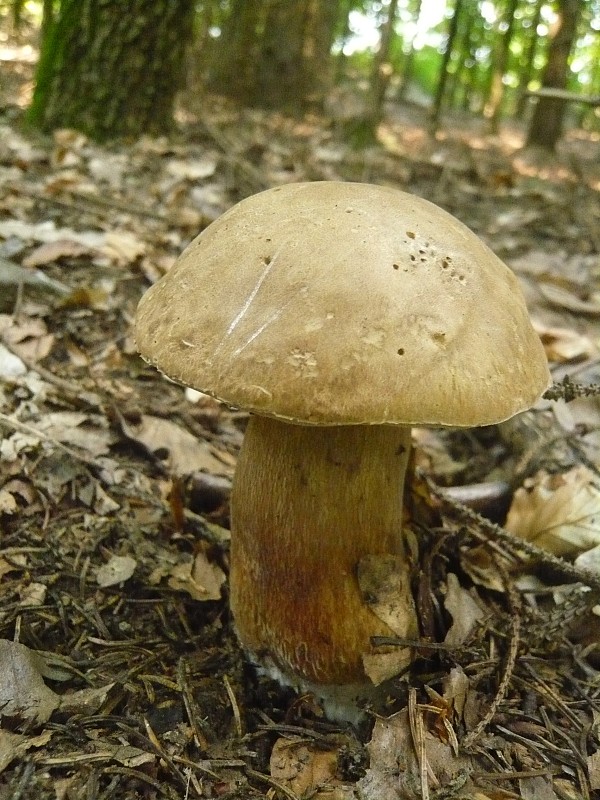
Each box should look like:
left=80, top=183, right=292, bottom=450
left=410, top=45, right=442, bottom=96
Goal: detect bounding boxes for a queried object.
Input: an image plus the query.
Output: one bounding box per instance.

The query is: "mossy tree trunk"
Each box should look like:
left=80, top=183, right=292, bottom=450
left=28, top=0, right=194, bottom=140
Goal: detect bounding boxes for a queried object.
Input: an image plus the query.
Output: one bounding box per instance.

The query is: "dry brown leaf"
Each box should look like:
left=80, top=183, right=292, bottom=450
left=357, top=554, right=416, bottom=637
left=505, top=466, right=600, bottom=557
left=0, top=488, right=18, bottom=515
left=93, top=483, right=120, bottom=515
left=0, top=315, right=54, bottom=363
left=0, top=729, right=53, bottom=774
left=359, top=709, right=474, bottom=800
left=167, top=552, right=225, bottom=601
left=589, top=750, right=600, bottom=791
left=519, top=775, right=559, bottom=800
left=22, top=239, right=94, bottom=268
left=19, top=582, right=47, bottom=607
left=443, top=573, right=486, bottom=648
left=460, top=545, right=505, bottom=592
left=539, top=282, right=600, bottom=316
left=96, top=555, right=137, bottom=587
left=37, top=411, right=114, bottom=458
left=441, top=667, right=470, bottom=721
left=0, top=640, right=60, bottom=725
left=534, top=322, right=597, bottom=362
left=124, top=414, right=233, bottom=476
left=270, top=736, right=338, bottom=797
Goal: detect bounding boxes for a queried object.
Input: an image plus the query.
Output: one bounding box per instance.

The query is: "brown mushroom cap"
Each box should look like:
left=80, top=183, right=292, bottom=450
left=135, top=181, right=550, bottom=427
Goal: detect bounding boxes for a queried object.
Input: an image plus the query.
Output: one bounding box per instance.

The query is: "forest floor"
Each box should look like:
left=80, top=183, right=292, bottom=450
left=1, top=35, right=600, bottom=800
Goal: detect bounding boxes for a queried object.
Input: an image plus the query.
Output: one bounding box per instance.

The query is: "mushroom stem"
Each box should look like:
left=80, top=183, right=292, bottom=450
left=230, top=416, right=418, bottom=687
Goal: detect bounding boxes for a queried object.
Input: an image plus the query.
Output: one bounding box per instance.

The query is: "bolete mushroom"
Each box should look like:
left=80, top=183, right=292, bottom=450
left=135, top=181, right=550, bottom=719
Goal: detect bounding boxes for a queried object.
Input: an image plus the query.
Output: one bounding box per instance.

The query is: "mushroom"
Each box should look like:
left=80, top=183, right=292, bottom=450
left=135, top=181, right=550, bottom=720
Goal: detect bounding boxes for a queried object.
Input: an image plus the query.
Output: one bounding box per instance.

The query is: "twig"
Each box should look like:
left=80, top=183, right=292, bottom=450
left=425, top=474, right=600, bottom=595
left=177, top=658, right=210, bottom=752
left=223, top=674, right=243, bottom=737
left=544, top=375, right=600, bottom=402
left=461, top=558, right=520, bottom=751
left=0, top=412, right=99, bottom=467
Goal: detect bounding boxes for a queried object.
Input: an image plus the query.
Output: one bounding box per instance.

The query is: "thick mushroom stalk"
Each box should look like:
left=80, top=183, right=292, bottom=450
left=230, top=416, right=418, bottom=690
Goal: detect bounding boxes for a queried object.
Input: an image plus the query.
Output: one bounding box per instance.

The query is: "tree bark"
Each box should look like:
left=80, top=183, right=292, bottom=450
left=526, top=0, right=582, bottom=149
left=430, top=0, right=464, bottom=127
left=483, top=0, right=519, bottom=131
left=28, top=0, right=194, bottom=140
left=207, top=0, right=265, bottom=102
left=515, top=0, right=544, bottom=117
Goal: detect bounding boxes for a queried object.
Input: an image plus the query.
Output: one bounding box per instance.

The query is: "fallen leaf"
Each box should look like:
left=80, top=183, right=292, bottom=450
left=0, top=488, right=18, bottom=514
left=0, top=344, right=26, bottom=379
left=122, top=414, right=233, bottom=476
left=37, top=411, right=114, bottom=458
left=96, top=555, right=137, bottom=587
left=166, top=155, right=218, bottom=180
left=358, top=709, right=474, bottom=800
left=58, top=683, right=115, bottom=716
left=443, top=573, right=486, bottom=648
left=93, top=483, right=120, bottom=515
left=167, top=552, right=225, bottom=601
left=0, top=256, right=70, bottom=295
left=589, top=749, right=600, bottom=791
left=534, top=322, right=597, bottom=363
left=270, top=736, right=338, bottom=797
left=506, top=466, right=600, bottom=557
left=0, top=640, right=60, bottom=725
left=0, top=314, right=54, bottom=363
left=519, top=775, right=560, bottom=799
left=0, top=729, right=53, bottom=774
left=357, top=554, right=417, bottom=637
left=19, top=582, right=47, bottom=607
left=539, top=282, right=600, bottom=316
left=22, top=239, right=94, bottom=268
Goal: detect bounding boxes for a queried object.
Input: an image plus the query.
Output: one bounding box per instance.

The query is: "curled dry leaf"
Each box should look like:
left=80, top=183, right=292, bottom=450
left=505, top=466, right=600, bottom=557
left=358, top=554, right=416, bottom=684
left=167, top=551, right=225, bottom=601
left=533, top=322, right=597, bottom=363
left=0, top=640, right=59, bottom=725
left=270, top=736, right=338, bottom=798
left=443, top=573, right=486, bottom=649
left=0, top=640, right=114, bottom=732
left=22, top=239, right=94, bottom=268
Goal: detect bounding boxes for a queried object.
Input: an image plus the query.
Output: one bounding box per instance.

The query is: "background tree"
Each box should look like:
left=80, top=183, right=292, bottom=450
left=515, top=0, right=545, bottom=117
left=526, top=0, right=583, bottom=149
left=28, top=0, right=194, bottom=140
left=483, top=0, right=520, bottom=130
left=430, top=0, right=465, bottom=126
left=209, top=0, right=341, bottom=110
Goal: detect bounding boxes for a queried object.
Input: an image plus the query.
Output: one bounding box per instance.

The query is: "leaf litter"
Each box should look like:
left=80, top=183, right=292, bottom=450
left=1, top=48, right=600, bottom=800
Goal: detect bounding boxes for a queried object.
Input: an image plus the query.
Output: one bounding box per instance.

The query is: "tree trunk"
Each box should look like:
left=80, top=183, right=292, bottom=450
left=430, top=0, right=464, bottom=127
left=300, top=0, right=339, bottom=106
left=207, top=0, right=265, bottom=102
left=483, top=0, right=519, bottom=131
left=526, top=0, right=582, bottom=150
left=368, top=0, right=401, bottom=123
left=28, top=0, right=194, bottom=140
left=515, top=0, right=544, bottom=117
left=397, top=0, right=423, bottom=101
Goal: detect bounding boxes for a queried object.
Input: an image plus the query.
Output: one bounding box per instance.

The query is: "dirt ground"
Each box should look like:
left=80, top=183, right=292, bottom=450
left=1, top=32, right=600, bottom=800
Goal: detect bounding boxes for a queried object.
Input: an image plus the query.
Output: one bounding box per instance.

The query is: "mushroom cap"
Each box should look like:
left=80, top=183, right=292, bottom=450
left=135, top=181, right=550, bottom=427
